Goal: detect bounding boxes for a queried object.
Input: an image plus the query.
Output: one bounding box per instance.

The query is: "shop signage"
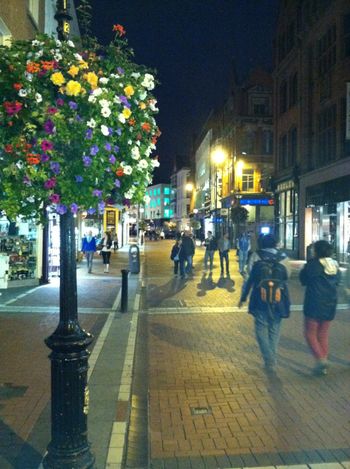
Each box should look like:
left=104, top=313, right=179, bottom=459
left=239, top=198, right=274, bottom=206
left=347, top=83, right=350, bottom=140
left=106, top=210, right=115, bottom=225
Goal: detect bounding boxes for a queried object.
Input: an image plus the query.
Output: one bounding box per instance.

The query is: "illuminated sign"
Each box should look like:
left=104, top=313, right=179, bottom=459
left=239, top=198, right=274, bottom=206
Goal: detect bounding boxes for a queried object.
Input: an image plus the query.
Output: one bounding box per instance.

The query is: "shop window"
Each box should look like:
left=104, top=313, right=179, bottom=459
left=317, top=24, right=337, bottom=77
left=241, top=169, right=254, bottom=192
left=344, top=13, right=350, bottom=57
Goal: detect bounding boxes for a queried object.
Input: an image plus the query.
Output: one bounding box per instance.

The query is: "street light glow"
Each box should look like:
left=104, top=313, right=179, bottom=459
left=211, top=148, right=226, bottom=165
left=236, top=160, right=244, bottom=177
left=185, top=182, right=194, bottom=191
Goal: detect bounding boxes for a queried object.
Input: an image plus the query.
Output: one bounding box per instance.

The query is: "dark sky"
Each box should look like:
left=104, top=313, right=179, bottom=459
left=89, top=0, right=280, bottom=182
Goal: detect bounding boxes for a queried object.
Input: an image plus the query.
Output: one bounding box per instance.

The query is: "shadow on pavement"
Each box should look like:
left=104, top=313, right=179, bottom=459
left=197, top=272, right=235, bottom=297
left=146, top=277, right=188, bottom=308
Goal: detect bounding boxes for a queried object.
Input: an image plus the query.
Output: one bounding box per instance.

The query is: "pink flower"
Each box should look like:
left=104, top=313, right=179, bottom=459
left=41, top=140, right=54, bottom=151
left=44, top=178, right=56, bottom=189
left=47, top=107, right=58, bottom=114
left=49, top=193, right=60, bottom=204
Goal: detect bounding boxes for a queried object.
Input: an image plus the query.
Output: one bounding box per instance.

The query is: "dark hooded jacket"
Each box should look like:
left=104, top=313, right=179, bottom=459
left=299, top=257, right=340, bottom=321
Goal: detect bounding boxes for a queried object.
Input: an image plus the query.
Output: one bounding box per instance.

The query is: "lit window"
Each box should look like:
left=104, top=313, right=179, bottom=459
left=242, top=169, right=254, bottom=191
left=164, top=187, right=170, bottom=195
left=157, top=198, right=160, bottom=206
left=164, top=198, right=169, bottom=206
left=164, top=209, right=170, bottom=218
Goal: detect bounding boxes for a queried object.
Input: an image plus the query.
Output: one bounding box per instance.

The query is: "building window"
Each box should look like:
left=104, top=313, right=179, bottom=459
left=318, top=104, right=336, bottom=164
left=289, top=72, right=298, bottom=108
left=28, top=0, right=40, bottom=26
left=279, top=81, right=288, bottom=114
left=317, top=24, right=336, bottom=77
left=344, top=13, right=350, bottom=57
left=164, top=197, right=169, bottom=206
left=164, top=187, right=170, bottom=195
left=279, top=134, right=288, bottom=169
left=157, top=198, right=161, bottom=206
left=289, top=127, right=297, bottom=167
left=242, top=169, right=254, bottom=192
left=262, top=130, right=273, bottom=154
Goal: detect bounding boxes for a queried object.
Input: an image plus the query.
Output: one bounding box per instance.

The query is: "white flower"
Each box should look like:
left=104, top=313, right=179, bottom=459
left=149, top=99, right=159, bottom=112
left=136, top=140, right=141, bottom=147
left=131, top=72, right=141, bottom=79
left=67, top=40, right=75, bottom=48
left=118, top=114, right=126, bottom=124
left=27, top=195, right=35, bottom=203
left=99, top=77, right=109, bottom=84
left=16, top=160, right=24, bottom=169
left=124, top=190, right=134, bottom=199
left=25, top=72, right=33, bottom=82
left=99, top=99, right=110, bottom=108
left=54, top=53, right=62, bottom=61
left=131, top=147, right=140, bottom=160
left=123, top=165, right=133, bottom=175
left=101, top=125, right=109, bottom=136
left=88, top=95, right=97, bottom=103
left=145, top=147, right=152, bottom=157
left=35, top=50, right=43, bottom=59
left=31, top=39, right=41, bottom=46
left=92, top=87, right=103, bottom=97
left=150, top=143, right=156, bottom=150
left=138, top=159, right=148, bottom=169
left=151, top=159, right=160, bottom=168
left=74, top=53, right=83, bottom=61
left=127, top=140, right=132, bottom=145
left=18, top=89, right=28, bottom=97
left=35, top=93, right=42, bottom=103
left=141, top=73, right=155, bottom=90
left=55, top=39, right=62, bottom=47
left=87, top=118, right=96, bottom=128
left=139, top=91, right=147, bottom=100
left=113, top=96, right=121, bottom=104
left=144, top=194, right=151, bottom=204
left=101, top=107, right=111, bottom=118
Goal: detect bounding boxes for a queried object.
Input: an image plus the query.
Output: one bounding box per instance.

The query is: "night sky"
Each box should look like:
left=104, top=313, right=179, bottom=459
left=89, top=0, right=280, bottom=183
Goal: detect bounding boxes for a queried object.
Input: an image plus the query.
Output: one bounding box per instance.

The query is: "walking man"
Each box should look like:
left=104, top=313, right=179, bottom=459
left=203, top=231, right=217, bottom=271
left=218, top=233, right=230, bottom=276
left=81, top=230, right=97, bottom=273
left=238, top=232, right=250, bottom=275
left=179, top=230, right=195, bottom=279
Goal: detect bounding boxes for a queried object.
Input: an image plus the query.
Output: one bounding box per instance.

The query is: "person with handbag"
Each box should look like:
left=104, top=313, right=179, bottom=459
left=170, top=239, right=181, bottom=276
left=81, top=230, right=97, bottom=274
left=100, top=231, right=112, bottom=273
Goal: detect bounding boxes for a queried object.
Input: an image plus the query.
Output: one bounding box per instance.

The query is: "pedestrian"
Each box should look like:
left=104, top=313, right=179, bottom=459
left=238, top=234, right=291, bottom=372
left=238, top=232, right=250, bottom=275
left=113, top=232, right=119, bottom=251
left=218, top=233, right=230, bottom=276
left=170, top=239, right=181, bottom=276
left=299, top=240, right=340, bottom=376
left=100, top=231, right=112, bottom=273
left=81, top=230, right=97, bottom=273
left=203, top=231, right=217, bottom=271
left=179, top=230, right=195, bottom=279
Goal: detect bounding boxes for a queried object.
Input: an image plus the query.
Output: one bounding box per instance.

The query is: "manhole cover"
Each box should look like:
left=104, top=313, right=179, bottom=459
left=190, top=406, right=212, bottom=416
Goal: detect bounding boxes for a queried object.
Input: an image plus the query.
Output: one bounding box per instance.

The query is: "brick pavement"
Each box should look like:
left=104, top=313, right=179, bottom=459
left=140, top=240, right=350, bottom=468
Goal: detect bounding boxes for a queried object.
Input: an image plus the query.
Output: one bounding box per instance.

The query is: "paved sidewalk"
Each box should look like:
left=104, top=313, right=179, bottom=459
left=139, top=240, right=350, bottom=469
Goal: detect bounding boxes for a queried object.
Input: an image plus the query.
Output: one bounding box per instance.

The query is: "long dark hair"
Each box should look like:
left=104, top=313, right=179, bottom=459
left=313, top=240, right=333, bottom=259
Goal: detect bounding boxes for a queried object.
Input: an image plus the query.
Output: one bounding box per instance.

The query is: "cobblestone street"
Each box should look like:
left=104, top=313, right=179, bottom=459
left=140, top=240, right=350, bottom=468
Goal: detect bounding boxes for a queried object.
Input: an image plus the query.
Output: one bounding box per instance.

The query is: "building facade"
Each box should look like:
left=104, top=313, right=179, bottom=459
left=169, top=167, right=192, bottom=231
left=144, top=184, right=173, bottom=225
left=274, top=0, right=350, bottom=260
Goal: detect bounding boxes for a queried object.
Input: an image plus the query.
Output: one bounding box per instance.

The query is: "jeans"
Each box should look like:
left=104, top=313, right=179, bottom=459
left=179, top=256, right=192, bottom=276
left=173, top=260, right=179, bottom=274
left=238, top=250, right=248, bottom=273
left=204, top=250, right=214, bottom=270
left=101, top=251, right=111, bottom=265
left=219, top=251, right=229, bottom=274
left=85, top=251, right=94, bottom=272
left=304, top=318, right=331, bottom=360
left=254, top=310, right=282, bottom=367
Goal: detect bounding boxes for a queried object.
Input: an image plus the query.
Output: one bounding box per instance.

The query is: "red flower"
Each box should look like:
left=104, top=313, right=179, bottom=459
left=26, top=154, right=41, bottom=165
left=116, top=167, right=124, bottom=177
left=3, top=101, right=23, bottom=116
left=128, top=118, right=136, bottom=126
left=13, top=83, right=23, bottom=91
left=47, top=107, right=58, bottom=115
left=141, top=122, right=151, bottom=132
left=4, top=144, right=13, bottom=153
left=113, top=24, right=126, bottom=36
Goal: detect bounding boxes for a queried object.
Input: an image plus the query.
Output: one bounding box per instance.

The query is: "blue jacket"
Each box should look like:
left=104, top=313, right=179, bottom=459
left=240, top=249, right=290, bottom=318
left=82, top=236, right=97, bottom=252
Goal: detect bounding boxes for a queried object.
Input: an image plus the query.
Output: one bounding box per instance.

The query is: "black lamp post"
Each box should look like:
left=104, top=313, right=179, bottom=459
left=43, top=2, right=95, bottom=468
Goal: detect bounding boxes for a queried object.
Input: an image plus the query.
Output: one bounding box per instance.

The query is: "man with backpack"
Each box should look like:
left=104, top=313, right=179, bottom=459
left=238, top=234, right=291, bottom=372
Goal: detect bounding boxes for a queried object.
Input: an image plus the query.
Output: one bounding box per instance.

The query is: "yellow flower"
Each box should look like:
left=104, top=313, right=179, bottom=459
left=65, top=80, right=82, bottom=96
left=68, top=65, right=79, bottom=77
left=84, top=72, right=98, bottom=89
left=124, top=85, right=135, bottom=98
left=50, top=72, right=65, bottom=86
left=122, top=107, right=132, bottom=119
left=139, top=102, right=146, bottom=110
left=79, top=60, right=89, bottom=70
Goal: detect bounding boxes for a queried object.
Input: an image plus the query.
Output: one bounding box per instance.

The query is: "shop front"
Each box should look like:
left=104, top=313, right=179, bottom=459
left=275, top=180, right=299, bottom=256
left=0, top=215, right=40, bottom=288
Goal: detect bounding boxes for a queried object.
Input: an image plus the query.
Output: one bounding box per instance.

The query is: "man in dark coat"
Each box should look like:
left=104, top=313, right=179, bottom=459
left=179, top=230, right=195, bottom=279
left=299, top=240, right=340, bottom=375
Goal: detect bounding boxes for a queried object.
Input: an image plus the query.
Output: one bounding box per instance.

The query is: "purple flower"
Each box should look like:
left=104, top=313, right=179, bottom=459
left=114, top=179, right=121, bottom=188
left=44, top=177, right=56, bottom=189
left=116, top=128, right=122, bottom=136
left=43, top=119, right=55, bottom=135
left=41, top=153, right=50, bottom=163
left=120, top=96, right=130, bottom=108
left=98, top=201, right=105, bottom=213
left=105, top=142, right=112, bottom=152
left=123, top=198, right=131, bottom=208
left=23, top=175, right=32, bottom=186
left=117, top=67, right=125, bottom=75
left=83, top=156, right=92, bottom=167
left=56, top=98, right=64, bottom=106
left=69, top=101, right=78, bottom=110
left=90, top=145, right=99, bottom=156
left=41, top=140, right=54, bottom=151
left=50, top=162, right=60, bottom=175
left=93, top=189, right=103, bottom=198
left=114, top=145, right=120, bottom=153
left=109, top=155, right=116, bottom=164
left=56, top=204, right=67, bottom=215
left=108, top=127, right=113, bottom=135
left=70, top=203, right=79, bottom=214
left=75, top=175, right=83, bottom=183
left=85, top=128, right=93, bottom=140
left=49, top=193, right=60, bottom=204
left=87, top=207, right=96, bottom=215
left=76, top=115, right=82, bottom=122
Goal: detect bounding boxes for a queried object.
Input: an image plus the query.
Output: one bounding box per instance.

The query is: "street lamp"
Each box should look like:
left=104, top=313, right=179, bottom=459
left=43, top=2, right=95, bottom=468
left=211, top=147, right=227, bottom=237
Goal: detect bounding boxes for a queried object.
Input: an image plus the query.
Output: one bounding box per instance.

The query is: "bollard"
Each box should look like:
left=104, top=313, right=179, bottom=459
left=121, top=269, right=129, bottom=313
left=129, top=244, right=140, bottom=274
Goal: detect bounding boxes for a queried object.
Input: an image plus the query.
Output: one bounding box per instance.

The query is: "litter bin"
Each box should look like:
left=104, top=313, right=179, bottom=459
left=129, top=244, right=140, bottom=274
